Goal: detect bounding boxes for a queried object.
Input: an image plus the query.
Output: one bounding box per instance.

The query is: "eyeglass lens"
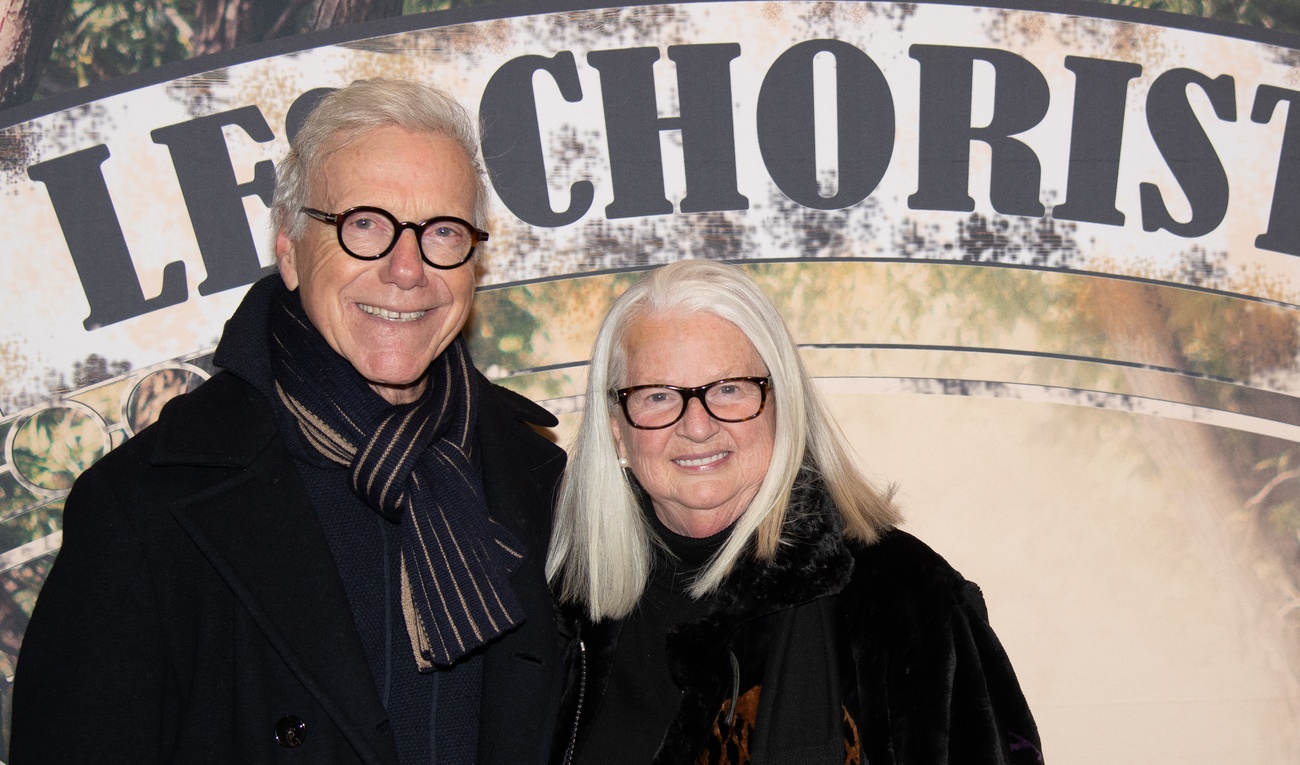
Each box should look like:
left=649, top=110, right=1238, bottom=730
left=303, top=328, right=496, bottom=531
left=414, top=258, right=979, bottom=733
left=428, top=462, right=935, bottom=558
left=623, top=378, right=765, bottom=429
left=339, top=208, right=474, bottom=266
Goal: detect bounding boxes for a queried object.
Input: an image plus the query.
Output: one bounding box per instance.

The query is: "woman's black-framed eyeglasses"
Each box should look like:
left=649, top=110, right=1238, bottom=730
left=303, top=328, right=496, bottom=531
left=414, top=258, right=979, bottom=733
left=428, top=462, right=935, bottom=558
left=613, top=376, right=771, bottom=430
left=301, top=206, right=487, bottom=269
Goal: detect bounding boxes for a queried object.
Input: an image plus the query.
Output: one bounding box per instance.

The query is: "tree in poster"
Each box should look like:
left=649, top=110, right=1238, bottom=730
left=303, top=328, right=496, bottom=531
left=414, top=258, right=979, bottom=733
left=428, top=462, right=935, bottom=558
left=191, top=0, right=307, bottom=56
left=0, top=0, right=73, bottom=109
left=190, top=0, right=401, bottom=56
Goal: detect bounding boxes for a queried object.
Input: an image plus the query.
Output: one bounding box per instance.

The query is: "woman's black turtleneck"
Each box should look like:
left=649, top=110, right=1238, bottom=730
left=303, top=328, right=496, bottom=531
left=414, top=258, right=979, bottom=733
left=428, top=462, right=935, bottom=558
left=576, top=502, right=734, bottom=764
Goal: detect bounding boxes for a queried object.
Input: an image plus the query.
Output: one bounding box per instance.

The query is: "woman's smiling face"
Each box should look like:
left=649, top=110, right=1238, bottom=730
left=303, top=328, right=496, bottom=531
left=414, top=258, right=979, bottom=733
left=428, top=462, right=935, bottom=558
left=611, top=311, right=776, bottom=538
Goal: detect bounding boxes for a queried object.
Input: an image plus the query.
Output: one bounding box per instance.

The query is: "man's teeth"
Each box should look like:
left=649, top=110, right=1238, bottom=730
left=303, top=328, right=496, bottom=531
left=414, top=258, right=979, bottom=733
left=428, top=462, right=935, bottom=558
left=674, top=453, right=726, bottom=467
left=359, top=304, right=426, bottom=321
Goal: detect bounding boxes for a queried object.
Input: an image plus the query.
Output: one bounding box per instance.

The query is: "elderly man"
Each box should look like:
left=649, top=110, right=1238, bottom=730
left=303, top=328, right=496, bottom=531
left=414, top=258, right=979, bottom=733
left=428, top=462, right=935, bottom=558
left=11, top=79, right=565, bottom=764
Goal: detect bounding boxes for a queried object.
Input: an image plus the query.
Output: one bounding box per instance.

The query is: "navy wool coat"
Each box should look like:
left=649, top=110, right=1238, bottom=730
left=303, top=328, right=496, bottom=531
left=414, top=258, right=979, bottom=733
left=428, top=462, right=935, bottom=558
left=11, top=348, right=566, bottom=764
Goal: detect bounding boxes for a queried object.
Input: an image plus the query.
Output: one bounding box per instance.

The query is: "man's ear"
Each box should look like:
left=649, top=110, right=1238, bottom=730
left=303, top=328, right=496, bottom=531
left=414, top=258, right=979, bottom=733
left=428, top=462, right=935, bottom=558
left=275, top=229, right=299, bottom=290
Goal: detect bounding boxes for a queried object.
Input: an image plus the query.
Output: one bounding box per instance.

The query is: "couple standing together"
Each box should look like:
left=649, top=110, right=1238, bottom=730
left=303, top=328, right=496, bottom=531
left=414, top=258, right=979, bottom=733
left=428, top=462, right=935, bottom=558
left=10, top=79, right=1042, bottom=765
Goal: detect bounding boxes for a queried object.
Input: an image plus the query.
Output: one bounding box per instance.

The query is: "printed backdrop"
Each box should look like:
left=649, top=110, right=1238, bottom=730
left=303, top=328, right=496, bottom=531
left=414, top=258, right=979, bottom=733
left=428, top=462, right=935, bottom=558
left=2, top=1, right=1300, bottom=761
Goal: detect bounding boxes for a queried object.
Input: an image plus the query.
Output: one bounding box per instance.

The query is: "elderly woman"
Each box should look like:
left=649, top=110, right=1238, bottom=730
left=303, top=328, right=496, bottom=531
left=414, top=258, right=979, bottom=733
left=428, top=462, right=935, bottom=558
left=547, top=260, right=1041, bottom=764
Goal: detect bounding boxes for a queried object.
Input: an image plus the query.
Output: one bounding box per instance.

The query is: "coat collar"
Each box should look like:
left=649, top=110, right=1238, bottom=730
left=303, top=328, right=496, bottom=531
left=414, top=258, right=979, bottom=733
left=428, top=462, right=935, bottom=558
left=708, top=476, right=856, bottom=621
left=470, top=375, right=567, bottom=765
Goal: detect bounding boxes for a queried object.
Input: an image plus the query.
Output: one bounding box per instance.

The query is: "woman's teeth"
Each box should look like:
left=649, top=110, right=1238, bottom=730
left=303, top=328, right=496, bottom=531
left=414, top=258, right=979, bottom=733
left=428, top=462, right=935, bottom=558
left=674, top=453, right=726, bottom=467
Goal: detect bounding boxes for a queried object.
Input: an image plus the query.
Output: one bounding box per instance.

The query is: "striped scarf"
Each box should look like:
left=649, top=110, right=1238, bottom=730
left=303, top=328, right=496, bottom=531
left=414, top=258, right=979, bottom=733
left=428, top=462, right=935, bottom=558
left=268, top=285, right=524, bottom=669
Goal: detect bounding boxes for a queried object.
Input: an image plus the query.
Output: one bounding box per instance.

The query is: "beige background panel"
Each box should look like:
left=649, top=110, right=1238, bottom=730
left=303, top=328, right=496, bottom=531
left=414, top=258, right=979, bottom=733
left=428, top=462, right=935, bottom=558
left=834, top=391, right=1296, bottom=764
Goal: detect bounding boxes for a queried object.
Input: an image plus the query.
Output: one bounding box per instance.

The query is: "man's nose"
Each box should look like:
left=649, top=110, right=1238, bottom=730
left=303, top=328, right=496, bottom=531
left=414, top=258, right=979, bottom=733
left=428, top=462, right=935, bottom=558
left=380, top=229, right=429, bottom=289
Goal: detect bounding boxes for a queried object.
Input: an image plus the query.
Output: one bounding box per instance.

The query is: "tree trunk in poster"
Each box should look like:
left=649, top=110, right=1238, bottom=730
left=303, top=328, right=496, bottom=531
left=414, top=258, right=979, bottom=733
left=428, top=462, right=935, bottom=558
left=0, top=0, right=72, bottom=109
left=192, top=0, right=403, bottom=56
left=311, top=0, right=405, bottom=29
left=193, top=0, right=291, bottom=56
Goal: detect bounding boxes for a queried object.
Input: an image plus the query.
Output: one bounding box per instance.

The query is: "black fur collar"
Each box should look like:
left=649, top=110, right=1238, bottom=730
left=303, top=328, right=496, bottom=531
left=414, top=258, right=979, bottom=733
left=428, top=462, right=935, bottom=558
left=709, top=473, right=855, bottom=619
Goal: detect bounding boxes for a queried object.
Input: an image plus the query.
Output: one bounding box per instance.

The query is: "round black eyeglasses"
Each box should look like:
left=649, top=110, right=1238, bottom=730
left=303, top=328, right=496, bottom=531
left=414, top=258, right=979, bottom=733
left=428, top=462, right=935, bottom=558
left=301, top=206, right=488, bottom=269
left=613, top=377, right=771, bottom=430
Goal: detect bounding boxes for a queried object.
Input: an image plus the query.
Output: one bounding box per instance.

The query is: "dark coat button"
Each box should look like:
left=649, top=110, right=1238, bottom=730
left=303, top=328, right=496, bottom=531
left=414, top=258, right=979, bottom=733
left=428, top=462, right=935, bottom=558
left=274, top=715, right=307, bottom=748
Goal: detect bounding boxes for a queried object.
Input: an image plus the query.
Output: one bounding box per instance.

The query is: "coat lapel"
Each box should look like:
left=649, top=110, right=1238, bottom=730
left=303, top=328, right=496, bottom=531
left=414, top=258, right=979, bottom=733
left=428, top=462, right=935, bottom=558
left=155, top=373, right=397, bottom=764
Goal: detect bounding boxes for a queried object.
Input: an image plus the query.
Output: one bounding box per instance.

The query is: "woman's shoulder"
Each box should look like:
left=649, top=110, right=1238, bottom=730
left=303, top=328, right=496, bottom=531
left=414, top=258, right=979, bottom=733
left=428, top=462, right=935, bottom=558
left=841, top=528, right=990, bottom=625
left=849, top=528, right=966, bottom=580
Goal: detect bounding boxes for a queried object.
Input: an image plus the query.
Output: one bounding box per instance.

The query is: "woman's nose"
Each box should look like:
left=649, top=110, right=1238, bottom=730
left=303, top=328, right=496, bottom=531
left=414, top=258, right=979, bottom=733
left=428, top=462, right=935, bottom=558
left=677, top=396, right=719, bottom=438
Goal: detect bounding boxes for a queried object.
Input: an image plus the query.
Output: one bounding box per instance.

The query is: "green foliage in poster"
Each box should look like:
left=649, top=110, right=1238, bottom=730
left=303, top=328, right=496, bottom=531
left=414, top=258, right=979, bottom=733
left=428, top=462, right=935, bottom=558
left=1096, top=0, right=1300, bottom=33
left=45, top=0, right=196, bottom=93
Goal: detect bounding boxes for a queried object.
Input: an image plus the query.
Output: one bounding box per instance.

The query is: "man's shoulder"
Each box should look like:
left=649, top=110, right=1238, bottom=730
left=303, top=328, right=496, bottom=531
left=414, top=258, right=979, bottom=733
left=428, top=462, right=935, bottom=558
left=150, top=371, right=279, bottom=464
left=86, top=371, right=280, bottom=485
left=474, top=373, right=564, bottom=463
left=475, top=373, right=560, bottom=428
left=57, top=372, right=292, bottom=550
left=472, top=373, right=565, bottom=541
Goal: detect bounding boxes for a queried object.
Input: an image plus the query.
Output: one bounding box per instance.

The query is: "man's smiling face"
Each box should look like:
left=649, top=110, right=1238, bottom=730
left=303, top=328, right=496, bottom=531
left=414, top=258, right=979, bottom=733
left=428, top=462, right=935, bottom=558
left=276, top=124, right=478, bottom=405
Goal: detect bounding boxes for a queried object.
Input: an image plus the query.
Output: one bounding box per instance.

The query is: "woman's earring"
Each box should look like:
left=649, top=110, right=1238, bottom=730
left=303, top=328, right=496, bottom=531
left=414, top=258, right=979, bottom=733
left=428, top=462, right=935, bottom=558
left=618, top=456, right=629, bottom=468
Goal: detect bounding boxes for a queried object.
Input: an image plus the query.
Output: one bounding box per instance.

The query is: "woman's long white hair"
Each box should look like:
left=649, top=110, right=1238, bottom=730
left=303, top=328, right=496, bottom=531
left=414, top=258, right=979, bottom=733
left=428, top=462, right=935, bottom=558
left=546, top=260, right=899, bottom=621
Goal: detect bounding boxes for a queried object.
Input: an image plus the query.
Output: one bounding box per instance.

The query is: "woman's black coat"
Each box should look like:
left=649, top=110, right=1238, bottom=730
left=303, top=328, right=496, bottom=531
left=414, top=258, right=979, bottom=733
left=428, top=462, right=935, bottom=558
left=554, top=491, right=1043, bottom=764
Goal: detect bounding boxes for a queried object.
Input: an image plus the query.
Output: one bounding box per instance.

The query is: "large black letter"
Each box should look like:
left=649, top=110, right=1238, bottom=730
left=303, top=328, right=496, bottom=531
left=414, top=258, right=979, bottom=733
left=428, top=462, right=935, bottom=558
left=1251, top=85, right=1300, bottom=256
left=908, top=45, right=1049, bottom=217
left=590, top=44, right=747, bottom=218
left=757, top=39, right=894, bottom=210
left=1054, top=56, right=1142, bottom=226
left=1139, top=69, right=1235, bottom=237
left=151, top=105, right=276, bottom=296
left=480, top=51, right=593, bottom=227
left=28, top=145, right=187, bottom=330
left=668, top=44, right=748, bottom=214
left=587, top=47, right=674, bottom=218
